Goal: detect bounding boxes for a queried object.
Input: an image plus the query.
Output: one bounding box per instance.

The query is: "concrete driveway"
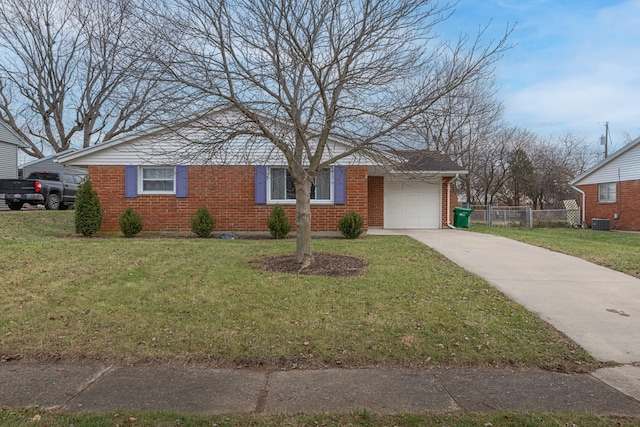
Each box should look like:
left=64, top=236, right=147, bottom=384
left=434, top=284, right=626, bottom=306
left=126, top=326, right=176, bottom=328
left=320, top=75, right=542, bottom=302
left=369, top=228, right=640, bottom=399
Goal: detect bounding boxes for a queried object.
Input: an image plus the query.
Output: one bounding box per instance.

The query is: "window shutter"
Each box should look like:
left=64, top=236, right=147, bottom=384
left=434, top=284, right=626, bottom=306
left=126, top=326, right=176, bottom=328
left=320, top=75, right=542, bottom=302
left=125, top=165, right=137, bottom=198
left=334, top=165, right=346, bottom=205
left=254, top=165, right=267, bottom=204
left=176, top=165, right=188, bottom=198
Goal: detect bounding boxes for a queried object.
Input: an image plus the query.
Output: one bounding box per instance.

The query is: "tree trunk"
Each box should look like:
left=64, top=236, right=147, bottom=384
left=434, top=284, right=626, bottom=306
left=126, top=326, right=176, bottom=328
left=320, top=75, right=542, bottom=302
left=295, top=179, right=314, bottom=268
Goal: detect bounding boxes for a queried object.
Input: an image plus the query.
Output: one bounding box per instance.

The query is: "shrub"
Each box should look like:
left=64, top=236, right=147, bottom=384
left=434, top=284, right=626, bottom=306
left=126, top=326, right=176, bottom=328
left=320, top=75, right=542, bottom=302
left=74, top=177, right=102, bottom=237
left=267, top=204, right=291, bottom=239
left=119, top=207, right=143, bottom=238
left=190, top=207, right=216, bottom=237
left=338, top=211, right=364, bottom=239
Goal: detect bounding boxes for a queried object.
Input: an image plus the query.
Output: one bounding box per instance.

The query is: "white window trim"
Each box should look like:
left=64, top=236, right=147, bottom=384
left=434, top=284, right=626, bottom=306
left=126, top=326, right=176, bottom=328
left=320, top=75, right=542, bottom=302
left=138, top=166, right=176, bottom=195
left=598, top=182, right=616, bottom=203
left=267, top=166, right=334, bottom=205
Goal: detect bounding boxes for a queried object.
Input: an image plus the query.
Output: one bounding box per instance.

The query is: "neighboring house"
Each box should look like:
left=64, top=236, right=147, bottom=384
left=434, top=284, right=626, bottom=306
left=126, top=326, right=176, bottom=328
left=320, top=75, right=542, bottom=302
left=570, top=136, right=640, bottom=231
left=21, top=149, right=88, bottom=177
left=58, top=112, right=467, bottom=233
left=0, top=121, right=29, bottom=210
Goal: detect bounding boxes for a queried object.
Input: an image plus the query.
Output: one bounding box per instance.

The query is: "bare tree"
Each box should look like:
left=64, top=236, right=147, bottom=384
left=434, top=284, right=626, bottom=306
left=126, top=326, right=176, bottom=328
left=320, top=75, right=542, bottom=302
left=411, top=76, right=503, bottom=202
left=468, top=125, right=514, bottom=205
left=151, top=0, right=511, bottom=265
left=0, top=0, right=178, bottom=158
left=528, top=133, right=595, bottom=209
left=468, top=128, right=597, bottom=209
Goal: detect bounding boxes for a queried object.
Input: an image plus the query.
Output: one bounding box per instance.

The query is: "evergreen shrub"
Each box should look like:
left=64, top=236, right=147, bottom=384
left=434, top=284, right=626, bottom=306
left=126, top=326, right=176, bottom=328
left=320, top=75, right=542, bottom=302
left=267, top=205, right=291, bottom=239
left=74, top=177, right=102, bottom=237
left=338, top=211, right=364, bottom=239
left=119, top=207, right=143, bottom=237
left=190, top=207, right=216, bottom=237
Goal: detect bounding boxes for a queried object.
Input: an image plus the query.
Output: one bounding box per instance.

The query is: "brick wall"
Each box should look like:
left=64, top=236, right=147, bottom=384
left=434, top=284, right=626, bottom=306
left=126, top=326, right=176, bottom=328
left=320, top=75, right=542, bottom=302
left=367, top=176, right=384, bottom=227
left=88, top=165, right=369, bottom=233
left=441, top=177, right=453, bottom=228
left=580, top=180, right=640, bottom=231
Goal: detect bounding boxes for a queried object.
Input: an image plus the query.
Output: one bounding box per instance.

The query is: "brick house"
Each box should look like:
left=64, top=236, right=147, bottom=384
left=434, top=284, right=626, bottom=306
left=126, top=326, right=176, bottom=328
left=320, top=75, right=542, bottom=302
left=58, top=114, right=466, bottom=234
left=570, top=136, right=640, bottom=231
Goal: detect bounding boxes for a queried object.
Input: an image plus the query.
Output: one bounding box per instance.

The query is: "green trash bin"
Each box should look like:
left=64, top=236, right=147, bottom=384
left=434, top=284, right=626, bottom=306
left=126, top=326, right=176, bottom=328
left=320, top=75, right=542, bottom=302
left=453, top=207, right=473, bottom=228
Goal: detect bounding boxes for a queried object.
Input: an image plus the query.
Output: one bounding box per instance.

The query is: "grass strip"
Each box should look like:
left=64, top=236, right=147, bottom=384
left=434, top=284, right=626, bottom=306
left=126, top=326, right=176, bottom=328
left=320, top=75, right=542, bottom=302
left=1, top=408, right=639, bottom=427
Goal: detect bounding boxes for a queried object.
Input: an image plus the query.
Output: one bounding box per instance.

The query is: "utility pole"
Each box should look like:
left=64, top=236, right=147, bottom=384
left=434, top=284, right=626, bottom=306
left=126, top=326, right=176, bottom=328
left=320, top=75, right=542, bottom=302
left=599, top=122, right=609, bottom=159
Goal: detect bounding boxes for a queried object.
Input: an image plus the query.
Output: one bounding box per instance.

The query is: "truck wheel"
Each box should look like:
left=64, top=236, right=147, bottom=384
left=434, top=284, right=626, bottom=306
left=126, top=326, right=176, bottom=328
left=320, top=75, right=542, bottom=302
left=7, top=201, right=24, bottom=211
left=45, top=193, right=61, bottom=210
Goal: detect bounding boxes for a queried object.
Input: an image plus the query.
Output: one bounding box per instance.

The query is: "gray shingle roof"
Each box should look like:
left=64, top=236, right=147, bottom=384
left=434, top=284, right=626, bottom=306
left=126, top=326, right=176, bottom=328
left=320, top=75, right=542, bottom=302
left=390, top=150, right=467, bottom=174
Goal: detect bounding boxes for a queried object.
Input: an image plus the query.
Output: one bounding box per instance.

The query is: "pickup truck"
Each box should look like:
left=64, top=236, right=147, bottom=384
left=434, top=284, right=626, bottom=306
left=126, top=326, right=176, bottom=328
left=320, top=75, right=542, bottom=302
left=0, top=171, right=85, bottom=211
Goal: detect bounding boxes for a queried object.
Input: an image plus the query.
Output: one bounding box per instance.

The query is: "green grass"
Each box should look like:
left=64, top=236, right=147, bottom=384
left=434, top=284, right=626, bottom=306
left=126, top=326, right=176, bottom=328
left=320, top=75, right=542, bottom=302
left=469, top=224, right=640, bottom=279
left=2, top=408, right=640, bottom=427
left=0, top=212, right=636, bottom=425
left=0, top=211, right=596, bottom=371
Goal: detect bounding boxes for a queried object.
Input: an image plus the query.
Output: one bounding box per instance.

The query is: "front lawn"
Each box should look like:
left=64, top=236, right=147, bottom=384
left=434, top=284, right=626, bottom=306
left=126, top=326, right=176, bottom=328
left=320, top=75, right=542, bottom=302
left=469, top=224, right=640, bottom=279
left=0, top=211, right=596, bottom=371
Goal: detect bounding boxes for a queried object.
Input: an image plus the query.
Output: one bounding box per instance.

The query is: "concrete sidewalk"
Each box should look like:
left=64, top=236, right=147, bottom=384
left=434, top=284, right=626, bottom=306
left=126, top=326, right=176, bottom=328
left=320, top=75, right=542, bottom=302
left=2, top=363, right=640, bottom=415
left=371, top=229, right=640, bottom=401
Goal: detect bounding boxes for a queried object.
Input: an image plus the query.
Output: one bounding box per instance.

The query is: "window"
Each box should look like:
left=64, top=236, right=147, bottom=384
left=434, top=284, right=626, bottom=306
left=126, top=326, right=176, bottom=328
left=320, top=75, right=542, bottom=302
left=598, top=182, right=616, bottom=203
left=140, top=166, right=175, bottom=194
left=269, top=167, right=332, bottom=203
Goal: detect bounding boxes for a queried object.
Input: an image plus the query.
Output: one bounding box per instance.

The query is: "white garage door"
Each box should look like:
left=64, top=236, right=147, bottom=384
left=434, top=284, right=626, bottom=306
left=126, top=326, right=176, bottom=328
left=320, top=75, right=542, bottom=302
left=384, top=180, right=441, bottom=229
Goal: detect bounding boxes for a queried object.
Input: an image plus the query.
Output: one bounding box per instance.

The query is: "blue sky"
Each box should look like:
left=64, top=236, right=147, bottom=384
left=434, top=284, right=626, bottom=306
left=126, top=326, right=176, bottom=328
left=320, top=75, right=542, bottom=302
left=444, top=0, right=640, bottom=153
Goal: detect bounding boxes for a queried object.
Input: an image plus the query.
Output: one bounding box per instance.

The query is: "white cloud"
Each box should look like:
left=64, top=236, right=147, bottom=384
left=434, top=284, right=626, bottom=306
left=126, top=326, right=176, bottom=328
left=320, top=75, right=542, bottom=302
left=494, top=0, right=640, bottom=145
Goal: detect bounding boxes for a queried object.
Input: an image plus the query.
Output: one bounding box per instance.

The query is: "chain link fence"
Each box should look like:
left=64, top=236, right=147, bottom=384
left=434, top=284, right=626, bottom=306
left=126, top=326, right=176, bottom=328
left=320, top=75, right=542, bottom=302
left=469, top=204, right=581, bottom=228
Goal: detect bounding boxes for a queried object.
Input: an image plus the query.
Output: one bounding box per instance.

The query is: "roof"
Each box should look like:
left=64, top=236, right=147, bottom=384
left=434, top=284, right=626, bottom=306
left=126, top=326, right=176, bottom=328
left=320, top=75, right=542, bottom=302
left=58, top=107, right=467, bottom=173
left=570, top=136, right=640, bottom=185
left=56, top=106, right=379, bottom=167
left=390, top=150, right=468, bottom=175
left=58, top=106, right=237, bottom=165
left=22, top=149, right=78, bottom=168
left=0, top=121, right=29, bottom=148
left=57, top=125, right=171, bottom=165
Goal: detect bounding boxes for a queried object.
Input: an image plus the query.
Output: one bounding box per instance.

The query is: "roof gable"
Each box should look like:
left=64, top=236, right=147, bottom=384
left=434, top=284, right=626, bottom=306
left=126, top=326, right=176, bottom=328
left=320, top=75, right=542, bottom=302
left=571, top=137, right=640, bottom=185
left=58, top=108, right=467, bottom=174
left=58, top=108, right=377, bottom=167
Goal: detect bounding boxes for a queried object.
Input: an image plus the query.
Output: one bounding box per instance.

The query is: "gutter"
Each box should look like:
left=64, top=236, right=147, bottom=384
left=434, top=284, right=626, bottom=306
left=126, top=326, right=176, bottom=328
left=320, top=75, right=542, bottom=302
left=570, top=185, right=586, bottom=225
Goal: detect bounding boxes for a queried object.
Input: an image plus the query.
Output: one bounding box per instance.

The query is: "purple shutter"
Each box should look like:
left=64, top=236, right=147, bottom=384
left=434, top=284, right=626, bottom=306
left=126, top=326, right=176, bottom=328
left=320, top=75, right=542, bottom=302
left=176, top=165, right=188, bottom=198
left=254, top=165, right=267, bottom=204
left=125, top=165, right=137, bottom=198
left=334, top=165, right=346, bottom=205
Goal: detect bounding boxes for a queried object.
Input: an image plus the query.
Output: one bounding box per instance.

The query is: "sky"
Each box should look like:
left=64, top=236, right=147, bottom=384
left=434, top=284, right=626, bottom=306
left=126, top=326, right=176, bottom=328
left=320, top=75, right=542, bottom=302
left=443, top=0, right=640, bottom=154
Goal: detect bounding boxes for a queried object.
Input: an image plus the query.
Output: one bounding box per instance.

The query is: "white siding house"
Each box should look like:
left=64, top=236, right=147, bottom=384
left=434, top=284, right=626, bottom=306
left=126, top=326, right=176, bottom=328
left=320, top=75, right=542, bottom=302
left=0, top=122, right=29, bottom=210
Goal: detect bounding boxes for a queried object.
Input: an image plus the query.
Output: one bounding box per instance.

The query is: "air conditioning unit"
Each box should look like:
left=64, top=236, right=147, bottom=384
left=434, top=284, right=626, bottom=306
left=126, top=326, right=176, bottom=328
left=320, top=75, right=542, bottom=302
left=592, top=218, right=611, bottom=231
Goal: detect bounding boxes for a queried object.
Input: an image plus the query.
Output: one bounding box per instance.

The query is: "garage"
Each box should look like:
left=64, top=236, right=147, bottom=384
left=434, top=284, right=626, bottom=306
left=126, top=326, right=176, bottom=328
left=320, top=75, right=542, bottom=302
left=384, top=179, right=441, bottom=229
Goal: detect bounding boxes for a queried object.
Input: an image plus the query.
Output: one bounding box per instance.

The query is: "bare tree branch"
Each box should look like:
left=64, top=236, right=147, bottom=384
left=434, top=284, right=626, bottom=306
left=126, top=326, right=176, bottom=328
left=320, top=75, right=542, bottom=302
left=148, top=0, right=512, bottom=262
left=0, top=0, right=181, bottom=158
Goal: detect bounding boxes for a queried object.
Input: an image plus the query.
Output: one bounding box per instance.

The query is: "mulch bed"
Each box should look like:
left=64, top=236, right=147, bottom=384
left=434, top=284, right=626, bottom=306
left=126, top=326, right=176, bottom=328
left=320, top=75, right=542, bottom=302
left=249, top=253, right=368, bottom=277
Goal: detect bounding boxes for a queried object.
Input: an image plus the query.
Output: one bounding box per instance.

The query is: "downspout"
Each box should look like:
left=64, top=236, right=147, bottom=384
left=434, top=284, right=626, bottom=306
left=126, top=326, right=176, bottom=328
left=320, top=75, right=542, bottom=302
left=570, top=185, right=586, bottom=225
left=447, top=175, right=458, bottom=229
